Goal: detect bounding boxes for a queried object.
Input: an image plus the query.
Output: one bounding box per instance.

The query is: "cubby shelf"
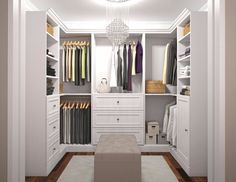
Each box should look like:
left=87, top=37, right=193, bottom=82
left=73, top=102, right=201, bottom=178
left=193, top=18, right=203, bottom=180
left=178, top=55, right=191, bottom=62
left=178, top=32, right=191, bottom=44
left=46, top=55, right=59, bottom=62
left=47, top=32, right=58, bottom=44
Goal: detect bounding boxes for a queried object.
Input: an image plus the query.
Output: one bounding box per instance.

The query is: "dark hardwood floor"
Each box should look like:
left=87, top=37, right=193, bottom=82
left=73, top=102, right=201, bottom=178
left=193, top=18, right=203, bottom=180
left=26, top=152, right=207, bottom=182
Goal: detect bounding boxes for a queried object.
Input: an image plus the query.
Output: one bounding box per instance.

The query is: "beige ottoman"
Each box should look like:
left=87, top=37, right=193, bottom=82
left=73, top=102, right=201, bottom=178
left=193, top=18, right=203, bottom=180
left=94, top=135, right=141, bottom=182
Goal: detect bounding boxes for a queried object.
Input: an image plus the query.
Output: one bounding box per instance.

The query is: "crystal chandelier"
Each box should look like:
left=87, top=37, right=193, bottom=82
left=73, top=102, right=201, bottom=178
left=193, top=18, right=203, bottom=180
left=106, top=0, right=130, bottom=46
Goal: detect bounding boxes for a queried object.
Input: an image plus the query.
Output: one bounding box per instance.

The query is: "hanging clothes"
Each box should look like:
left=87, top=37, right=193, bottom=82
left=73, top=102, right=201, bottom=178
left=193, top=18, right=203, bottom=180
left=162, top=101, right=176, bottom=134
left=110, top=47, right=117, bottom=87
left=71, top=47, right=76, bottom=82
left=61, top=41, right=91, bottom=86
left=117, top=47, right=123, bottom=87
left=162, top=40, right=177, bottom=85
left=60, top=102, right=91, bottom=145
left=123, top=44, right=128, bottom=90
left=166, top=105, right=177, bottom=144
left=86, top=44, right=91, bottom=82
left=131, top=44, right=136, bottom=75
left=81, top=46, right=86, bottom=80
left=127, top=44, right=133, bottom=91
left=135, top=41, right=143, bottom=74
left=162, top=43, right=170, bottom=84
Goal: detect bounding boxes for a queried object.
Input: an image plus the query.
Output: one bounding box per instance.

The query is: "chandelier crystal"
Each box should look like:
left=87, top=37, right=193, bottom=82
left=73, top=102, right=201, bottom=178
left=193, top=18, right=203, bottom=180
left=106, top=0, right=130, bottom=46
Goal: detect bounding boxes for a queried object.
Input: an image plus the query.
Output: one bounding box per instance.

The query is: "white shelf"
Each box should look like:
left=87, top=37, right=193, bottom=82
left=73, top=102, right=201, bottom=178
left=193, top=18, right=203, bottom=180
left=178, top=55, right=191, bottom=62
left=178, top=32, right=191, bottom=44
left=47, top=32, right=58, bottom=44
left=46, top=55, right=59, bottom=62
left=178, top=76, right=191, bottom=79
left=177, top=94, right=190, bottom=98
left=46, top=75, right=59, bottom=79
left=145, top=93, right=177, bottom=96
left=60, top=93, right=92, bottom=96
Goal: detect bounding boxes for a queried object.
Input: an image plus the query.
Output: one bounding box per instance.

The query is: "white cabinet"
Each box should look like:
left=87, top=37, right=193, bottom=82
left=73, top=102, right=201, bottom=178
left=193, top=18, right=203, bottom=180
left=26, top=11, right=61, bottom=176
left=173, top=11, right=207, bottom=177
left=92, top=94, right=145, bottom=145
left=177, top=96, right=190, bottom=166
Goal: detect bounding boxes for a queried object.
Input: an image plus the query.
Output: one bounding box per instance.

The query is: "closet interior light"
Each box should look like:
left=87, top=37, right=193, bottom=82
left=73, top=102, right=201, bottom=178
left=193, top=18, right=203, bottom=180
left=93, top=0, right=142, bottom=7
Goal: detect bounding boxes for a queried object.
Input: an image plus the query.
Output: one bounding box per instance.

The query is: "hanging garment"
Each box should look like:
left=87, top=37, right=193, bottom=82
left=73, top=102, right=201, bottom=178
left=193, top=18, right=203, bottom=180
left=117, top=47, right=123, bottom=87
left=71, top=47, right=76, bottom=82
left=60, top=107, right=64, bottom=144
left=166, top=39, right=177, bottom=85
left=127, top=44, right=132, bottom=91
left=110, top=47, right=117, bottom=87
left=131, top=44, right=136, bottom=75
left=62, top=48, right=66, bottom=82
left=162, top=44, right=170, bottom=84
left=81, top=46, right=86, bottom=80
left=75, top=107, right=80, bottom=144
left=75, top=47, right=80, bottom=86
left=68, top=48, right=72, bottom=81
left=135, top=41, right=143, bottom=74
left=172, top=107, right=178, bottom=146
left=162, top=101, right=176, bottom=133
left=86, top=45, right=91, bottom=82
left=66, top=47, right=70, bottom=82
left=167, top=105, right=177, bottom=143
left=123, top=44, right=128, bottom=90
left=70, top=107, right=75, bottom=144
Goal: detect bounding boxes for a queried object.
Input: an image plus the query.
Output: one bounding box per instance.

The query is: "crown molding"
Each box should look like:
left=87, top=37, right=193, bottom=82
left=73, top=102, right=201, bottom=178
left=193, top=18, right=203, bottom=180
left=26, top=2, right=192, bottom=34
left=24, top=0, right=39, bottom=11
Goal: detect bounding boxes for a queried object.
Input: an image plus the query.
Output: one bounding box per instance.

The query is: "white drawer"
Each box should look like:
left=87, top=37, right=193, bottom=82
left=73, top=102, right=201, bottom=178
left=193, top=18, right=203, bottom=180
left=48, top=115, right=59, bottom=138
left=92, top=128, right=144, bottom=145
left=47, top=97, right=59, bottom=117
left=93, top=111, right=144, bottom=127
left=93, top=95, right=144, bottom=110
left=48, top=136, right=59, bottom=162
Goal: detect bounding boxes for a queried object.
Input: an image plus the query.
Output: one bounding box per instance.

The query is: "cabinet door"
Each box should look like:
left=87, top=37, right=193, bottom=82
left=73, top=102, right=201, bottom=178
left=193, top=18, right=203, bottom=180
left=177, top=96, right=190, bottom=165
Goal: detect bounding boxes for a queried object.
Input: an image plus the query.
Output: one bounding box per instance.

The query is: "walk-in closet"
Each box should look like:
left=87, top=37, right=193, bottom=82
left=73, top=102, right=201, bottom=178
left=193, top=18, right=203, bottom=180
left=24, top=0, right=208, bottom=181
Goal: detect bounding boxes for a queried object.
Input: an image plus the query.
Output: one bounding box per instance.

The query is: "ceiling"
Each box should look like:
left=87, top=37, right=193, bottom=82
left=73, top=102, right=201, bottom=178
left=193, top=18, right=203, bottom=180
left=29, top=0, right=207, bottom=24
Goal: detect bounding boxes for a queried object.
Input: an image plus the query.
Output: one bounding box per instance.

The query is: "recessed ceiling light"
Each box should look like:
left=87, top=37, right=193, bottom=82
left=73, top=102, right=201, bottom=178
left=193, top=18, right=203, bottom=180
left=106, top=0, right=129, bottom=2
left=93, top=0, right=142, bottom=7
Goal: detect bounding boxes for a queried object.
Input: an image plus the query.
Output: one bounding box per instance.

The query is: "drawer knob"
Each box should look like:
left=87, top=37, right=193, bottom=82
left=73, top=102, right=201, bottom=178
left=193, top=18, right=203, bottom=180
left=53, top=126, right=56, bottom=129
left=117, top=118, right=120, bottom=122
left=117, top=101, right=120, bottom=104
left=185, top=129, right=188, bottom=132
left=53, top=104, right=56, bottom=108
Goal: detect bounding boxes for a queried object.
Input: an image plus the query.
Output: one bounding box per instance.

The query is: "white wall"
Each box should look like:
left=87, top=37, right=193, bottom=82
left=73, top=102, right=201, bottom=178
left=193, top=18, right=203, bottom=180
left=0, top=0, right=8, bottom=181
left=225, top=1, right=236, bottom=181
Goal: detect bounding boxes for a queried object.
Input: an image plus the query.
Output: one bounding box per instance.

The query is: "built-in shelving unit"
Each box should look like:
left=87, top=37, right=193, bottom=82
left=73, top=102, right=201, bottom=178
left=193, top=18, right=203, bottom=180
left=175, top=12, right=207, bottom=176
left=26, top=11, right=61, bottom=176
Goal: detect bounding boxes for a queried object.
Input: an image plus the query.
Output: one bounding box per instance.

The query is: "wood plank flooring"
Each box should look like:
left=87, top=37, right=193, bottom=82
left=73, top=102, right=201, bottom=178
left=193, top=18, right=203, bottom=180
left=26, top=152, right=207, bottom=182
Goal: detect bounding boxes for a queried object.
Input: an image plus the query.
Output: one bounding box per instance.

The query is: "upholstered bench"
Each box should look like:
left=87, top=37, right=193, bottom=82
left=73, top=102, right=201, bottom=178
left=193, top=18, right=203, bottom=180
left=94, top=135, right=141, bottom=182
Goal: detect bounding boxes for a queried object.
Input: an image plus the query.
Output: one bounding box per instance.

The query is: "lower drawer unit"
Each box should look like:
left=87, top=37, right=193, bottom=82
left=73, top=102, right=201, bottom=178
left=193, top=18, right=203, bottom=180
left=93, top=111, right=144, bottom=127
left=93, top=95, right=144, bottom=110
left=92, top=128, right=144, bottom=145
left=48, top=114, right=59, bottom=138
left=47, top=96, right=60, bottom=117
left=48, top=134, right=60, bottom=162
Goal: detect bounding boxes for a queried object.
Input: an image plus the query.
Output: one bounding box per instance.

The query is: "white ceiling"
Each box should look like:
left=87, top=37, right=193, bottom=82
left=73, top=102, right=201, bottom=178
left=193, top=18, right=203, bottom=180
left=29, top=0, right=207, bottom=23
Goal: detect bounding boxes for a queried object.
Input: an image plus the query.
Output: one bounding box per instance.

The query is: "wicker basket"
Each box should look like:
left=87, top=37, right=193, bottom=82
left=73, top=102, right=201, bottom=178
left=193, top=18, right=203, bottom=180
left=183, top=22, right=190, bottom=36
left=47, top=23, right=54, bottom=36
left=145, top=80, right=166, bottom=93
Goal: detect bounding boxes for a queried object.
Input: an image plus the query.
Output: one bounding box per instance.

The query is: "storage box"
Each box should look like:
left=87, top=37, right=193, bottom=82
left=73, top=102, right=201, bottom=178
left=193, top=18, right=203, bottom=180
left=158, top=133, right=169, bottom=144
left=145, top=80, right=166, bottom=93
left=146, top=134, right=157, bottom=144
left=183, top=22, right=190, bottom=36
left=47, top=23, right=54, bottom=36
left=146, top=121, right=159, bottom=135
